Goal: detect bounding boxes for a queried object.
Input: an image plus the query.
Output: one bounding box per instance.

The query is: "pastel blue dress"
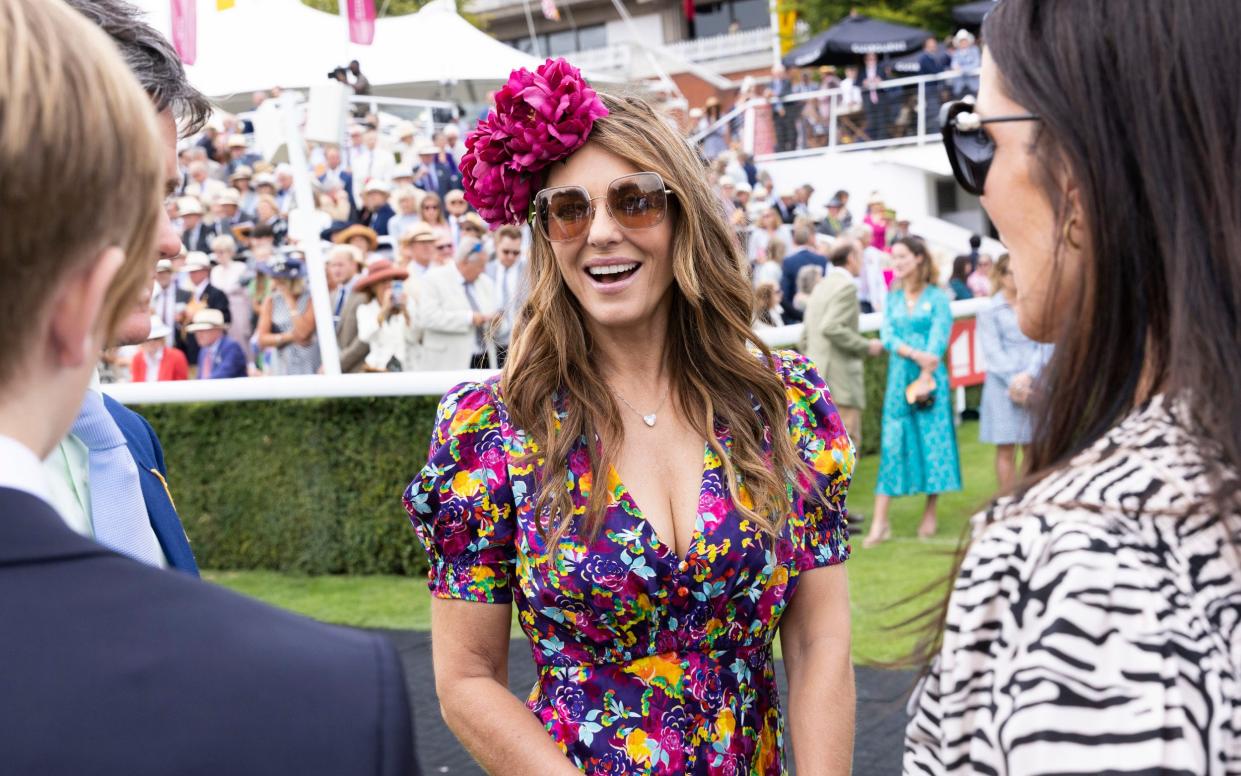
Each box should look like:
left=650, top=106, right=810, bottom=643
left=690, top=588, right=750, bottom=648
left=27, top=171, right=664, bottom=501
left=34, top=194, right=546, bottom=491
left=876, top=285, right=963, bottom=497
left=976, top=294, right=1053, bottom=445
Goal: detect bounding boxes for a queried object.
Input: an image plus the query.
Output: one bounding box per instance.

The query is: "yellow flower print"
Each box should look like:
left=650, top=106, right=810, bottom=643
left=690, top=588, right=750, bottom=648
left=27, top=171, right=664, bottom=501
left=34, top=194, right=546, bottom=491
left=451, top=470, right=484, bottom=498
left=449, top=405, right=492, bottom=436
left=625, top=729, right=653, bottom=764
left=623, top=653, right=684, bottom=690
left=714, top=707, right=736, bottom=742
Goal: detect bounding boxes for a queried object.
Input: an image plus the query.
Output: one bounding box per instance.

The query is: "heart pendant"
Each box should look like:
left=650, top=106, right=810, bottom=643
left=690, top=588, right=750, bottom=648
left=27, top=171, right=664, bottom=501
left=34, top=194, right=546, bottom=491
left=642, top=414, right=657, bottom=427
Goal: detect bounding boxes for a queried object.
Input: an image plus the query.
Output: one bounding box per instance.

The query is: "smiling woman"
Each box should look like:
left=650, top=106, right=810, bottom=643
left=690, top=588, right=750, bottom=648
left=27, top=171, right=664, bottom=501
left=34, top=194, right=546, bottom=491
left=404, top=60, right=857, bottom=775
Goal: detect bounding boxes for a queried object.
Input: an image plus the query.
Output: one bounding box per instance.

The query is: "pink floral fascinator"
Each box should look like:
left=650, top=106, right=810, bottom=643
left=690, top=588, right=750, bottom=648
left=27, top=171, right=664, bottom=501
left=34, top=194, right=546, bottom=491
left=460, top=58, right=609, bottom=228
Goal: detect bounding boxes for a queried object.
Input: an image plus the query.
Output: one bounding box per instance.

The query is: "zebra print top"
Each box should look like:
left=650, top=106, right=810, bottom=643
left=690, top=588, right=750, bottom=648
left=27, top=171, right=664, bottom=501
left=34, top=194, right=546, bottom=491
left=904, top=395, right=1241, bottom=775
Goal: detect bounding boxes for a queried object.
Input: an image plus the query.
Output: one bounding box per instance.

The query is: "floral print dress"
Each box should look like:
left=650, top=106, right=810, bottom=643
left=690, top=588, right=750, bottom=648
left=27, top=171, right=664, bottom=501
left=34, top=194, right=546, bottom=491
left=404, top=351, right=854, bottom=775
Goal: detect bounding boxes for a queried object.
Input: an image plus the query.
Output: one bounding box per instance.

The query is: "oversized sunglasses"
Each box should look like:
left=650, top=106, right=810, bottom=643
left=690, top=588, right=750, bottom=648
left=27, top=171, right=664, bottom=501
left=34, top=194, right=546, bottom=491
left=533, top=172, right=674, bottom=242
left=942, top=101, right=1039, bottom=196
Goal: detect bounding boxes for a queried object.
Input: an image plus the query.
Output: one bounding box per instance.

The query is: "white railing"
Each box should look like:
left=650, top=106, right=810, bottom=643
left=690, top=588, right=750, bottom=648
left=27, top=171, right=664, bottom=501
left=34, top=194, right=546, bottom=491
left=665, top=27, right=773, bottom=64
left=101, top=298, right=990, bottom=405
left=691, top=68, right=976, bottom=161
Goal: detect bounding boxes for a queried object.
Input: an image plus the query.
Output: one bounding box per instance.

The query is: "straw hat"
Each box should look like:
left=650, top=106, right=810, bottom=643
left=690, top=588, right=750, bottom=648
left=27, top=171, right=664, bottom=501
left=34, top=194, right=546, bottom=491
left=146, top=315, right=172, bottom=342
left=399, top=223, right=437, bottom=244
left=333, top=224, right=380, bottom=251
left=178, top=197, right=205, bottom=216
left=184, top=252, right=212, bottom=272
left=185, top=308, right=228, bottom=333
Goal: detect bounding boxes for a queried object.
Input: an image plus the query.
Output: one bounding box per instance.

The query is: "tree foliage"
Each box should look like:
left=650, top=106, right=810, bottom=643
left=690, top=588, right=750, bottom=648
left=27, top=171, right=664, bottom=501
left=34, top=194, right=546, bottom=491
left=788, top=0, right=961, bottom=38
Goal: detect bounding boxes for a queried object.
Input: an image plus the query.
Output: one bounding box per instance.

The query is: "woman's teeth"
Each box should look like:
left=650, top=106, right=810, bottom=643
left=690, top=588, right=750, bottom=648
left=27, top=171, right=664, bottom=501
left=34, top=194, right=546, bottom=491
left=586, top=263, right=638, bottom=278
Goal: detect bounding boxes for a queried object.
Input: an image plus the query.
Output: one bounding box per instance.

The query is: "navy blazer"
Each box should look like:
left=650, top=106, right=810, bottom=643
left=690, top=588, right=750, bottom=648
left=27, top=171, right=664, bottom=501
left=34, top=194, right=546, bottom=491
left=103, top=394, right=199, bottom=575
left=0, top=487, right=417, bottom=776
left=362, top=203, right=397, bottom=237
left=780, top=248, right=828, bottom=323
left=197, top=335, right=247, bottom=379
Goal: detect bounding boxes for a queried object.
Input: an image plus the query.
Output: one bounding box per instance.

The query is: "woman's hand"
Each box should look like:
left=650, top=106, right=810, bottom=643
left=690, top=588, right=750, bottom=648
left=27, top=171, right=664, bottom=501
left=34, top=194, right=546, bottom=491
left=912, top=350, right=940, bottom=372
left=1009, top=373, right=1034, bottom=406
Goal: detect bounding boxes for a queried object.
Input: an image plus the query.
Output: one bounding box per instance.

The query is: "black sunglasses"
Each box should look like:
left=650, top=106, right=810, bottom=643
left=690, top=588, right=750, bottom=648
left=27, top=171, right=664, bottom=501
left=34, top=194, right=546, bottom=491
left=942, top=101, right=1039, bottom=195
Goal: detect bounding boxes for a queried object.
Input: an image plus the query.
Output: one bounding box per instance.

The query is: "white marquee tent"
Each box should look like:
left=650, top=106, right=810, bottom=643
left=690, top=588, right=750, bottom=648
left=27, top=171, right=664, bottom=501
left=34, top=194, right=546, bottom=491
left=129, top=0, right=545, bottom=104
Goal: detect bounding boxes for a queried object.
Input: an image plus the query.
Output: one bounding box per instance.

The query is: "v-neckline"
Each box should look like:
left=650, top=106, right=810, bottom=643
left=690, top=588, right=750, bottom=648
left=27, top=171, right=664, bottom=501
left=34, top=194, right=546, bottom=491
left=610, top=440, right=713, bottom=568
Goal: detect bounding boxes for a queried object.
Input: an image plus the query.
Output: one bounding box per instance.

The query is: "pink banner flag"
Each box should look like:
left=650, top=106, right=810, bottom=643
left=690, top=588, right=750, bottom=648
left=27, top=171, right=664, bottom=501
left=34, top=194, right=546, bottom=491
left=170, top=0, right=197, bottom=64
left=541, top=0, right=560, bottom=21
left=346, top=0, right=376, bottom=46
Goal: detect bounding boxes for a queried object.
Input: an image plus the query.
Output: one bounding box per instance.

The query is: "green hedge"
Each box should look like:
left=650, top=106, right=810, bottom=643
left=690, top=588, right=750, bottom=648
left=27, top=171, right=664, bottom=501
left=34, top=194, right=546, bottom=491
left=141, top=396, right=440, bottom=576
left=137, top=353, right=942, bottom=575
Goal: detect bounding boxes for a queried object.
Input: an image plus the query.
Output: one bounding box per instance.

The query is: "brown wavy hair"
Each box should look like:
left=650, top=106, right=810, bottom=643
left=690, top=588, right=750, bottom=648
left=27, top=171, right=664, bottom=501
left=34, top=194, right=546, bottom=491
left=500, top=93, right=810, bottom=547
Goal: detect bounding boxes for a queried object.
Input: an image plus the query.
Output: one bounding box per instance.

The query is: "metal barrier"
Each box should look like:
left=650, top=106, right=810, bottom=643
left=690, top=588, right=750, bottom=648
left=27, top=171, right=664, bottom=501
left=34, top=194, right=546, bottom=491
left=691, top=68, right=979, bottom=161
left=102, top=298, right=990, bottom=405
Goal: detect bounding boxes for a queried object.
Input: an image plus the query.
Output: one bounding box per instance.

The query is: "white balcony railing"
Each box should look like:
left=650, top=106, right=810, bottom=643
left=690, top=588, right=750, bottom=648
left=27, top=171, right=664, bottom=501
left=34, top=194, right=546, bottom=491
left=563, top=27, right=773, bottom=77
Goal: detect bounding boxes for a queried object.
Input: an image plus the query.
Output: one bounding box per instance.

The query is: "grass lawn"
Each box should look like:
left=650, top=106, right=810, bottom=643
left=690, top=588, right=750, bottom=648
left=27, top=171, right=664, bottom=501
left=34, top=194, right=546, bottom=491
left=206, top=422, right=999, bottom=664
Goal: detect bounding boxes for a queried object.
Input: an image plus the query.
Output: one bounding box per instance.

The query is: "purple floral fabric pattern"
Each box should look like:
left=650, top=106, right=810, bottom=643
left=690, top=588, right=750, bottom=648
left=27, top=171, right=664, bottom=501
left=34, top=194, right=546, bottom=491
left=404, top=351, right=854, bottom=774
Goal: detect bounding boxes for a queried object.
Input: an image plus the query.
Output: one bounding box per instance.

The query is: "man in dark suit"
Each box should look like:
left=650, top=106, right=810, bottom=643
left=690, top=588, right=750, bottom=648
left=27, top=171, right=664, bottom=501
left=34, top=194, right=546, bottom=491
left=187, top=309, right=248, bottom=378
left=182, top=252, right=231, bottom=368
left=780, top=222, right=828, bottom=323
left=318, top=144, right=354, bottom=196
left=179, top=196, right=219, bottom=253
left=5, top=3, right=419, bottom=773
left=359, top=180, right=397, bottom=236
left=415, top=142, right=461, bottom=200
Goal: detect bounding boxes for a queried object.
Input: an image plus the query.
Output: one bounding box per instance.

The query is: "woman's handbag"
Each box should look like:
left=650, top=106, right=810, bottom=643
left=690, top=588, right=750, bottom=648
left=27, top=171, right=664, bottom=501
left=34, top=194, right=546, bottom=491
left=905, top=374, right=936, bottom=410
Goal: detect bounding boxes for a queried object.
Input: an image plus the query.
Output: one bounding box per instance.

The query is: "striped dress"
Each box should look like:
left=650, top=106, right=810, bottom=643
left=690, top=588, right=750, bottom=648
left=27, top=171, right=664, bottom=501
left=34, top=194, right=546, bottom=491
left=904, top=396, right=1241, bottom=774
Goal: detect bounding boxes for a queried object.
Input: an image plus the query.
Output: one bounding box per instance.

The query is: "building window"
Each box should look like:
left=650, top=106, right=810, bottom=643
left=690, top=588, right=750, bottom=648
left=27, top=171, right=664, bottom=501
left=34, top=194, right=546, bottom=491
left=694, top=0, right=768, bottom=38
left=506, top=23, right=607, bottom=56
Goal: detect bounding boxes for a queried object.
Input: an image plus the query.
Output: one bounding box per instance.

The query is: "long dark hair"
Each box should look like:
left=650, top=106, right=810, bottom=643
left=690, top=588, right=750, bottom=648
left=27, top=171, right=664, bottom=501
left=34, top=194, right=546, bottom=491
left=908, top=0, right=1241, bottom=669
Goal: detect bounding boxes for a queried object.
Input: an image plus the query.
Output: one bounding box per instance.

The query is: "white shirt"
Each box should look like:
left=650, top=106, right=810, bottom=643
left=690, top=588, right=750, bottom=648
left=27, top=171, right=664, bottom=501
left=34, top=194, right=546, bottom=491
left=151, top=282, right=181, bottom=346
left=144, top=348, right=164, bottom=383
left=0, top=433, right=55, bottom=509
left=41, top=381, right=169, bottom=567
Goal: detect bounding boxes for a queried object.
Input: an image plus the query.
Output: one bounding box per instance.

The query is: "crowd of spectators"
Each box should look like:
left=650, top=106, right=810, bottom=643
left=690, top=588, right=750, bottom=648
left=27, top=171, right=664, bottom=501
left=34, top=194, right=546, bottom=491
left=107, top=41, right=987, bottom=387
left=691, top=29, right=983, bottom=157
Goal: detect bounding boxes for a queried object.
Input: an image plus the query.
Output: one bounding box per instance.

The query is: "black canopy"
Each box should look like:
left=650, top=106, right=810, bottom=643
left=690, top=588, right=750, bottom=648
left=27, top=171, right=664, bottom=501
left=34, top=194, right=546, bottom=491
left=783, top=14, right=932, bottom=68
left=952, top=0, right=998, bottom=27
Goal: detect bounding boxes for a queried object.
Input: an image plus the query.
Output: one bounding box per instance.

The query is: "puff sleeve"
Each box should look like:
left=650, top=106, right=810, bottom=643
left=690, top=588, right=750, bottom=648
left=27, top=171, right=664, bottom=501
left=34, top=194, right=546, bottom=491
left=777, top=350, right=855, bottom=571
left=403, top=382, right=517, bottom=603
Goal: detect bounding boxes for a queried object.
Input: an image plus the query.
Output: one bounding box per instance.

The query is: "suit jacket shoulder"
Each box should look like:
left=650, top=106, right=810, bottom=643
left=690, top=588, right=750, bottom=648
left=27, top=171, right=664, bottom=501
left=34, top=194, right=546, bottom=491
left=102, top=395, right=199, bottom=575
left=0, top=488, right=416, bottom=776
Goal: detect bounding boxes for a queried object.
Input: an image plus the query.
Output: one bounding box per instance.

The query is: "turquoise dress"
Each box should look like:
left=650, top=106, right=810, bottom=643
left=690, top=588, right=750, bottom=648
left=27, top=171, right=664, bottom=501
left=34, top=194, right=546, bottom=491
left=876, top=285, right=962, bottom=497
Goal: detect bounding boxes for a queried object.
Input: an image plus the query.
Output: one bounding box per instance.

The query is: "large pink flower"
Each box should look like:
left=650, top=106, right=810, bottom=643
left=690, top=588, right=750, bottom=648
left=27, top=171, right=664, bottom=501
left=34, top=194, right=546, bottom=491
left=461, top=58, right=609, bottom=228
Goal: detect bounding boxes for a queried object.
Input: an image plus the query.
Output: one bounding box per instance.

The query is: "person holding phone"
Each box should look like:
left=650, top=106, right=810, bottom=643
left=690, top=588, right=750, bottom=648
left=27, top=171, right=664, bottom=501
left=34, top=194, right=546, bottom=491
left=355, top=260, right=418, bottom=372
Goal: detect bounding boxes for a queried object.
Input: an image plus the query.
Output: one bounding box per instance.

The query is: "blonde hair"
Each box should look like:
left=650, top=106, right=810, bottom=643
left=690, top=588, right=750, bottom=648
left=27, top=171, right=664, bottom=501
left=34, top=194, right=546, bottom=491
left=394, top=185, right=421, bottom=214
left=0, top=0, right=162, bottom=382
left=328, top=244, right=363, bottom=267
left=764, top=237, right=787, bottom=264
left=989, top=252, right=1010, bottom=290
left=502, top=93, right=813, bottom=547
left=419, top=191, right=444, bottom=225
left=209, top=235, right=237, bottom=254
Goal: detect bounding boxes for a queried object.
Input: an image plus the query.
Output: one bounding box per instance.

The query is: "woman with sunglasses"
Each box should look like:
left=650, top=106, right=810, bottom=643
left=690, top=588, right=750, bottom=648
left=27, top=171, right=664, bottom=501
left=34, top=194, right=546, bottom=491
left=907, top=1, right=1241, bottom=772
left=405, top=60, right=855, bottom=775
left=418, top=190, right=449, bottom=240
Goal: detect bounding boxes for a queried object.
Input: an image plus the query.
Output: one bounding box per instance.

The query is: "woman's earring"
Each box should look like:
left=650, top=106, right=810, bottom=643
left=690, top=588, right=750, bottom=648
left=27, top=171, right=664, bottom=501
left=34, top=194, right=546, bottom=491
left=1062, top=216, right=1082, bottom=251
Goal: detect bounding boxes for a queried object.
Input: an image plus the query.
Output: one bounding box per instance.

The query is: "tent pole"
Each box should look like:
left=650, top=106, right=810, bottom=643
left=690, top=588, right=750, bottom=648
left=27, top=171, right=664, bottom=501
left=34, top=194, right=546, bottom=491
left=769, top=0, right=780, bottom=68
left=521, top=0, right=543, bottom=58
left=279, top=93, right=343, bottom=376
